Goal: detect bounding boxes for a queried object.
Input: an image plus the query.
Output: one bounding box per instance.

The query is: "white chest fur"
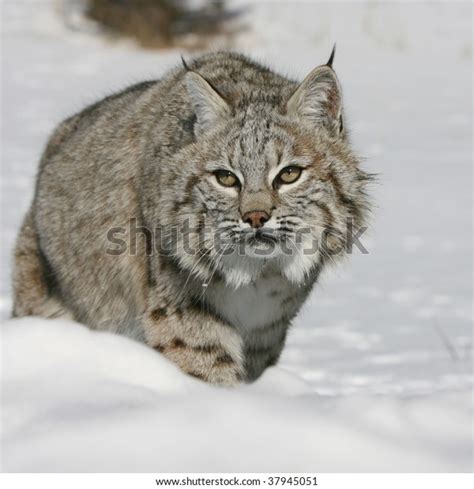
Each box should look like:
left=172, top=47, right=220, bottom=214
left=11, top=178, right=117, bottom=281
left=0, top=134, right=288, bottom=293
left=204, top=274, right=296, bottom=332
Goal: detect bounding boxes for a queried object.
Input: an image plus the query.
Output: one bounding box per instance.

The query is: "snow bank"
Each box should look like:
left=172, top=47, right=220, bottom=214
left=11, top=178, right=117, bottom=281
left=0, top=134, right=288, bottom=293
left=2, top=318, right=471, bottom=472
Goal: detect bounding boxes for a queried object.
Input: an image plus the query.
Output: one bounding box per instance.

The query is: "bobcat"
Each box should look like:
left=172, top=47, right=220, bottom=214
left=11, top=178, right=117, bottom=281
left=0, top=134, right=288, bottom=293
left=12, top=50, right=371, bottom=385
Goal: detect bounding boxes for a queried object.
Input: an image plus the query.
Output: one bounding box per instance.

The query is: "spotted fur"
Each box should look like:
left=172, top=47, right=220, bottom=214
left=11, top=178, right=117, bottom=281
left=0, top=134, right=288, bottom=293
left=12, top=52, right=372, bottom=385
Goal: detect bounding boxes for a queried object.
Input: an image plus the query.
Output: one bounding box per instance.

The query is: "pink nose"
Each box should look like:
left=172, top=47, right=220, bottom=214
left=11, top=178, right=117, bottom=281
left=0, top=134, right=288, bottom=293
left=242, top=210, right=270, bottom=229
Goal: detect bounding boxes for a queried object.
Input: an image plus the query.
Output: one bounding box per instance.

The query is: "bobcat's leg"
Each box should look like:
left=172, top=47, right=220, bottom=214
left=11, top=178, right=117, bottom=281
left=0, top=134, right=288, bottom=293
left=12, top=211, right=72, bottom=320
left=144, top=297, right=244, bottom=386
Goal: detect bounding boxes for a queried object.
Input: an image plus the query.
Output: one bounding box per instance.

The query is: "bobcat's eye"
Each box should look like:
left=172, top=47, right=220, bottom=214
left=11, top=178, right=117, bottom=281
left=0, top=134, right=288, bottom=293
left=214, top=170, right=240, bottom=188
left=274, top=166, right=302, bottom=187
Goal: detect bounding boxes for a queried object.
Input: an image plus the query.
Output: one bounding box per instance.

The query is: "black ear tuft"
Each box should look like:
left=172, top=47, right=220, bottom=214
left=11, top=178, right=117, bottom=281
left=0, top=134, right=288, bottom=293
left=181, top=55, right=191, bottom=72
left=326, top=43, right=336, bottom=68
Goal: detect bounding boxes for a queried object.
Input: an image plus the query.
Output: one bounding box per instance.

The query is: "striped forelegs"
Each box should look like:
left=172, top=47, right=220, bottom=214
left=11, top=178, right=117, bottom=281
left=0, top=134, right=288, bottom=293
left=144, top=302, right=245, bottom=386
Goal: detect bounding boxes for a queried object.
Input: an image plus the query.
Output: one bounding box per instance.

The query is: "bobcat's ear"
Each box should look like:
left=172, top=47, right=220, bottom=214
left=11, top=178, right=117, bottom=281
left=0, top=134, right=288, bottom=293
left=286, top=65, right=343, bottom=136
left=185, top=71, right=230, bottom=136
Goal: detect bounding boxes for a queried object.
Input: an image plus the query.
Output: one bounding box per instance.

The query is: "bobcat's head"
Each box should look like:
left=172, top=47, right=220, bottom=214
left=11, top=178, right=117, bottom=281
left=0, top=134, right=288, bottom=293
left=160, top=53, right=372, bottom=288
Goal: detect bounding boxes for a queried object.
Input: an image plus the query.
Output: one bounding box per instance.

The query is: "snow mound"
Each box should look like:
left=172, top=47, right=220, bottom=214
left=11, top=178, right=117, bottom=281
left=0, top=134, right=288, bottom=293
left=2, top=318, right=471, bottom=472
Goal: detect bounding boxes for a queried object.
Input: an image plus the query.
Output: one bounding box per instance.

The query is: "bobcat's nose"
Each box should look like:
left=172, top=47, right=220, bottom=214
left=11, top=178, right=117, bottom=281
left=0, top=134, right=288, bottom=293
left=242, top=210, right=270, bottom=229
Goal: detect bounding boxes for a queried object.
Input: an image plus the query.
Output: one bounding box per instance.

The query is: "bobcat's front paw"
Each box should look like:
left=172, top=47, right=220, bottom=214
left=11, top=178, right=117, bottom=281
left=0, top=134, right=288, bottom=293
left=154, top=337, right=244, bottom=386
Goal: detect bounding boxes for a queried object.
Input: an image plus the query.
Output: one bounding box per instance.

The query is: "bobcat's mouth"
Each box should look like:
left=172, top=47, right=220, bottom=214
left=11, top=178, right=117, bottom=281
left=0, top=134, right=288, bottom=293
left=237, top=228, right=286, bottom=257
left=253, top=229, right=279, bottom=244
left=214, top=227, right=290, bottom=258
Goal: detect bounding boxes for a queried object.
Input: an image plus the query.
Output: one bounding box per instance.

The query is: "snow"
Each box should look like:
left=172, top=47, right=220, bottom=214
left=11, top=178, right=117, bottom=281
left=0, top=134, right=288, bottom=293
left=2, top=318, right=472, bottom=472
left=1, top=0, right=472, bottom=473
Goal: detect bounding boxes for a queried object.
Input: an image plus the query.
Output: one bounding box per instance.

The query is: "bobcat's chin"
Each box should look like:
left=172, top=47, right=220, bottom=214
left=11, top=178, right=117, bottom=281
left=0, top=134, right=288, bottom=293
left=214, top=245, right=318, bottom=290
